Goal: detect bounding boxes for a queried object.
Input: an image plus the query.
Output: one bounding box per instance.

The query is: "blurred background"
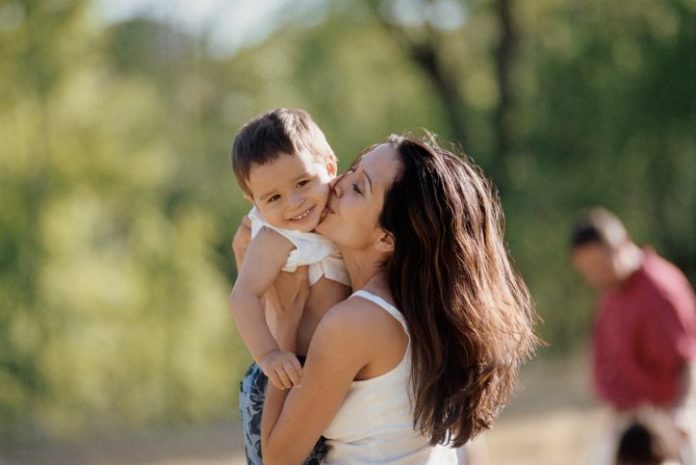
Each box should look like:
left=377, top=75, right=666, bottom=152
left=0, top=0, right=694, bottom=463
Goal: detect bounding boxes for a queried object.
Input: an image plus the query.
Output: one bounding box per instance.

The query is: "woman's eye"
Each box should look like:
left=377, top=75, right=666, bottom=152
left=268, top=194, right=281, bottom=203
left=352, top=183, right=362, bottom=194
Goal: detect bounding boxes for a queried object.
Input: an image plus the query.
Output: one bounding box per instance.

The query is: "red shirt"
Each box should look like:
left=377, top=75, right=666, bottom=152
left=592, top=249, right=696, bottom=410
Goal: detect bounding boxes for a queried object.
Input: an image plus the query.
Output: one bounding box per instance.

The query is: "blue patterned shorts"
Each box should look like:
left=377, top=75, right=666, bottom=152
left=239, top=361, right=327, bottom=465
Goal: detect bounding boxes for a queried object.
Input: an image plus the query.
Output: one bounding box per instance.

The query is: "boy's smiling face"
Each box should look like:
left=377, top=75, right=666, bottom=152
left=246, top=150, right=337, bottom=232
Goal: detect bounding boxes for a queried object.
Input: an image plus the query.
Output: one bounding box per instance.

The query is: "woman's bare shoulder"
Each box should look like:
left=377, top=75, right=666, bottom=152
left=315, top=292, right=402, bottom=344
left=309, top=290, right=406, bottom=380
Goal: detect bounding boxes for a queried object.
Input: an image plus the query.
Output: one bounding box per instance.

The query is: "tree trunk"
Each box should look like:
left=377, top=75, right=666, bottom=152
left=492, top=0, right=516, bottom=192
left=367, top=0, right=469, bottom=148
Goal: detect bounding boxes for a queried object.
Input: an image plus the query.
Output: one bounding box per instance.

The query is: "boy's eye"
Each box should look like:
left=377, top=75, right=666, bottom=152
left=296, top=179, right=310, bottom=188
left=268, top=194, right=281, bottom=203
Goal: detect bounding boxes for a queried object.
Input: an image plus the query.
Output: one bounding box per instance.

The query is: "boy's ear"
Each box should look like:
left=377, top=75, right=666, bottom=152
left=243, top=193, right=253, bottom=204
left=374, top=230, right=395, bottom=254
left=326, top=159, right=338, bottom=177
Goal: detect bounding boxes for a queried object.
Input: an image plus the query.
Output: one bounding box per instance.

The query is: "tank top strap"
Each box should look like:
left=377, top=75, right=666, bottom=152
left=352, top=290, right=409, bottom=335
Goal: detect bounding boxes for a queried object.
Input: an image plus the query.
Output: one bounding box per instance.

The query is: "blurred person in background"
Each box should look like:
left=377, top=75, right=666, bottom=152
left=570, top=207, right=696, bottom=464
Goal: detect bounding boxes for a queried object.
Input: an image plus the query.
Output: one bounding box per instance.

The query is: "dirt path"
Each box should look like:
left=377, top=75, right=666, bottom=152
left=1, top=407, right=606, bottom=465
left=0, top=422, right=245, bottom=465
left=1, top=355, right=606, bottom=465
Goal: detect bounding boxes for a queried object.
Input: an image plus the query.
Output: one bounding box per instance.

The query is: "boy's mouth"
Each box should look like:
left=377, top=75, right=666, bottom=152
left=289, top=206, right=314, bottom=222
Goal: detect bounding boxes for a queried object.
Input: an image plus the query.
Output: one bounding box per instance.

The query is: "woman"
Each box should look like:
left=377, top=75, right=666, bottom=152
left=238, top=135, right=538, bottom=464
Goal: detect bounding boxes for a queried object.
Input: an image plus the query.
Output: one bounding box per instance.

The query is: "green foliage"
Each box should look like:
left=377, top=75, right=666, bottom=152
left=510, top=0, right=696, bottom=349
left=0, top=0, right=247, bottom=440
left=0, top=0, right=694, bottom=440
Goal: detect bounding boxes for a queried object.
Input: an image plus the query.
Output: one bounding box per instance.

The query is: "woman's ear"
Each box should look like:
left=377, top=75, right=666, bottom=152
left=375, top=230, right=395, bottom=254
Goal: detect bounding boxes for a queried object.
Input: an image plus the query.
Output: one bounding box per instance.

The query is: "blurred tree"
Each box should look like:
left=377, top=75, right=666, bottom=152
left=510, top=0, right=696, bottom=349
left=0, top=1, right=245, bottom=440
left=364, top=0, right=471, bottom=148
left=0, top=0, right=92, bottom=436
left=350, top=0, right=695, bottom=350
left=491, top=0, right=517, bottom=190
left=359, top=0, right=527, bottom=191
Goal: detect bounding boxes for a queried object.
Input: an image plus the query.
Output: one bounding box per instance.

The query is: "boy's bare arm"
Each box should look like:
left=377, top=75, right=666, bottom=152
left=229, top=227, right=296, bottom=369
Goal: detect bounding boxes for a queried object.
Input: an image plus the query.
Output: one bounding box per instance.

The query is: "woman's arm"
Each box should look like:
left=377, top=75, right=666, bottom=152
left=260, top=301, right=380, bottom=465
left=266, top=266, right=310, bottom=352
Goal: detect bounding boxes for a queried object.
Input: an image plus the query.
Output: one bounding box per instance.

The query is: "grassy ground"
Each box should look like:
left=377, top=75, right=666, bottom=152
left=1, top=353, right=608, bottom=465
left=484, top=353, right=606, bottom=465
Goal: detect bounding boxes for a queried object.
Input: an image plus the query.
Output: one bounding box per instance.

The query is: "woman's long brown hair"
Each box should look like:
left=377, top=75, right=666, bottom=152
left=380, top=135, right=539, bottom=447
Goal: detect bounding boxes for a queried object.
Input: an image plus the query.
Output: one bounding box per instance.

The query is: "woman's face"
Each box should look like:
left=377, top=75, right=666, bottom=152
left=316, top=143, right=401, bottom=250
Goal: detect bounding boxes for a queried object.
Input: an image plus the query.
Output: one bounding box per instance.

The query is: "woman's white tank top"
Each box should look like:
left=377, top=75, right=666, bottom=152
left=322, top=290, right=458, bottom=465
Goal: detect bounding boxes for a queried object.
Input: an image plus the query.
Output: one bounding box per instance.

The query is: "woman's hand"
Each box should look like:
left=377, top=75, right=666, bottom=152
left=265, top=267, right=310, bottom=352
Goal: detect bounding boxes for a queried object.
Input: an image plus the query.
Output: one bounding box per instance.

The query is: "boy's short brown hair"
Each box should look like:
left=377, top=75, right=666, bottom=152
left=231, top=108, right=336, bottom=195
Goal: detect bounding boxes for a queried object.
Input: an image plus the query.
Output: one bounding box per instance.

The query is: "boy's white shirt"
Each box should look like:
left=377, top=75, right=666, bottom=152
left=248, top=207, right=350, bottom=287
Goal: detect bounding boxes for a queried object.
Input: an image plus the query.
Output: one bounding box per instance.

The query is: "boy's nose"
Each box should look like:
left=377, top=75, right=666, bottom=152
left=289, top=191, right=304, bottom=207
